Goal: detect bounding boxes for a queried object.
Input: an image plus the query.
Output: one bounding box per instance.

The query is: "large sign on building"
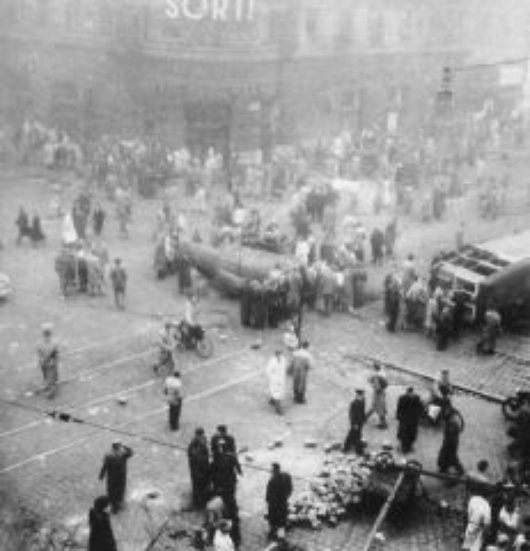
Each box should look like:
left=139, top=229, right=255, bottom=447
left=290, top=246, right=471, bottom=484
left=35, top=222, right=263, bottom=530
left=165, top=0, right=256, bottom=22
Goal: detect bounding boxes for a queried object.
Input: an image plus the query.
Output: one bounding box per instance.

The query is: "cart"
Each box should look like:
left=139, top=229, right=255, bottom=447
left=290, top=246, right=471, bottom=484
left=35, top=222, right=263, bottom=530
left=362, top=460, right=421, bottom=519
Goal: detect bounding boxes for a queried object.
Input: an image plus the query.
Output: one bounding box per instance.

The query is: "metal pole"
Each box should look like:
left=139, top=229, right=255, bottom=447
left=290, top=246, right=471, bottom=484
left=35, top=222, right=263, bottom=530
left=361, top=472, right=405, bottom=551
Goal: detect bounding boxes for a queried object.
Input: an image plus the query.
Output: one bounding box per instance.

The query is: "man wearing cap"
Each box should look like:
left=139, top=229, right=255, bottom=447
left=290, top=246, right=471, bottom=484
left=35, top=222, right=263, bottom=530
left=188, top=427, right=211, bottom=508
left=211, top=425, right=237, bottom=462
left=266, top=463, right=293, bottom=541
left=164, top=370, right=183, bottom=431
left=99, top=441, right=134, bottom=513
left=343, top=389, right=367, bottom=455
left=37, top=324, right=59, bottom=399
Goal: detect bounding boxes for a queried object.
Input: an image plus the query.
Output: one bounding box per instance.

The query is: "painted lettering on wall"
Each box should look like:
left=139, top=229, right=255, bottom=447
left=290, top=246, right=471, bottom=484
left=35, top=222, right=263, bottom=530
left=166, top=0, right=255, bottom=22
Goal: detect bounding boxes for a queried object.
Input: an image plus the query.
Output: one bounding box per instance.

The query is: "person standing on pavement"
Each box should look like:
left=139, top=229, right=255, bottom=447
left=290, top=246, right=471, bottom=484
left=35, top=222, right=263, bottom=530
left=37, top=323, right=60, bottom=399
left=109, top=258, right=127, bottom=310
left=266, top=463, right=293, bottom=541
left=92, top=203, right=106, bottom=237
left=343, top=389, right=367, bottom=455
left=437, top=404, right=465, bottom=475
left=366, top=363, right=388, bottom=429
left=477, top=307, right=502, bottom=355
left=88, top=496, right=117, bottom=551
left=99, top=441, right=134, bottom=513
left=211, top=425, right=237, bottom=462
left=266, top=350, right=287, bottom=415
left=211, top=443, right=242, bottom=538
left=396, top=386, right=424, bottom=453
left=164, top=370, right=183, bottom=431
left=188, top=427, right=211, bottom=509
left=291, top=340, right=313, bottom=404
left=384, top=273, right=401, bottom=333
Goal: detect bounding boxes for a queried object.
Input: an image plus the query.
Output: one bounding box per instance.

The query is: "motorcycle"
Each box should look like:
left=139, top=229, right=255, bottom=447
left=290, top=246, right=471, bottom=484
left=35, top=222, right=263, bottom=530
left=153, top=322, right=214, bottom=377
left=502, top=389, right=530, bottom=421
left=175, top=322, right=214, bottom=359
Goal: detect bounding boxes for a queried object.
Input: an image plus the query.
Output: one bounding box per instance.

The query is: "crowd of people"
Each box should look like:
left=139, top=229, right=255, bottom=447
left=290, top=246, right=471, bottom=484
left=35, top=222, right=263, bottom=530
left=4, top=90, right=526, bottom=551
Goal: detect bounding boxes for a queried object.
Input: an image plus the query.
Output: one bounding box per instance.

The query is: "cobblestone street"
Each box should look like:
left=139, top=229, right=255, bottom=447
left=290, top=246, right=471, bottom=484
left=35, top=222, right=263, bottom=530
left=0, top=168, right=527, bottom=551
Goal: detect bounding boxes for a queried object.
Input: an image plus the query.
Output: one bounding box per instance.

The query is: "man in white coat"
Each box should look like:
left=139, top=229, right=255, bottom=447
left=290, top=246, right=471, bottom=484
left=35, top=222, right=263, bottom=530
left=462, top=493, right=491, bottom=551
left=266, top=350, right=287, bottom=415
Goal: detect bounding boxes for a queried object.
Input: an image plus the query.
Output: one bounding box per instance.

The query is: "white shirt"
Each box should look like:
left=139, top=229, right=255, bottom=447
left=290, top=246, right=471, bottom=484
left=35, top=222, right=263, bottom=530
left=213, top=531, right=234, bottom=551
left=266, top=355, right=287, bottom=400
left=499, top=506, right=519, bottom=530
left=462, top=496, right=491, bottom=551
left=184, top=299, right=196, bottom=325
left=164, top=375, right=182, bottom=405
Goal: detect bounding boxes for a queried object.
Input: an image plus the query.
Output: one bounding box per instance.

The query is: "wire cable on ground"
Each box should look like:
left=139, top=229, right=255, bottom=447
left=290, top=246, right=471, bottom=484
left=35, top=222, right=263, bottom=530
left=0, top=392, right=314, bottom=485
left=0, top=345, right=251, bottom=440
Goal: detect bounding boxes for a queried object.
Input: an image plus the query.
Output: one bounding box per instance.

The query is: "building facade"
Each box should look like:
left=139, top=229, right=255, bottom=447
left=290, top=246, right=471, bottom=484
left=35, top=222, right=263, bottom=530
left=0, top=0, right=521, bottom=154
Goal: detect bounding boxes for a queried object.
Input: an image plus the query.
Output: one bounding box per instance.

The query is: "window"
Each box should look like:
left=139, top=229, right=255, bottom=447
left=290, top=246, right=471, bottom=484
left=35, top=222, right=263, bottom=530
left=334, top=10, right=354, bottom=51
left=305, top=8, right=319, bottom=44
left=65, top=0, right=81, bottom=31
left=368, top=14, right=385, bottom=48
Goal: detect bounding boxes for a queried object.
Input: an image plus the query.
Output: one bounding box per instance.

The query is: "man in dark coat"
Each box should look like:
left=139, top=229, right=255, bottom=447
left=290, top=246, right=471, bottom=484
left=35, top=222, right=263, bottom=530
left=99, top=441, right=134, bottom=513
left=266, top=463, right=293, bottom=540
left=396, top=387, right=424, bottom=453
left=343, top=389, right=366, bottom=455
left=211, top=425, right=237, bottom=462
left=370, top=227, right=385, bottom=264
left=88, top=496, right=117, bottom=551
left=110, top=258, right=127, bottom=310
left=385, top=275, right=401, bottom=333
left=30, top=212, right=46, bottom=243
left=16, top=206, right=30, bottom=245
left=437, top=405, right=465, bottom=475
left=176, top=254, right=192, bottom=295
left=435, top=304, right=453, bottom=351
left=211, top=443, right=242, bottom=523
left=240, top=279, right=253, bottom=327
left=384, top=219, right=397, bottom=259
left=93, top=203, right=106, bottom=237
left=188, top=427, right=211, bottom=508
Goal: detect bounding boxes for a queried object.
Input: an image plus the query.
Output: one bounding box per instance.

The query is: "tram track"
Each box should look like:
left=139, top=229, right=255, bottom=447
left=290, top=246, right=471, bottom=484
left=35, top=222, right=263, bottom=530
left=0, top=345, right=252, bottom=442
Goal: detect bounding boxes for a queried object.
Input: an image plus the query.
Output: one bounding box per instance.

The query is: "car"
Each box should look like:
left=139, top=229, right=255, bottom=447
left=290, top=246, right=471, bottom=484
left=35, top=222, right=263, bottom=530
left=0, top=273, right=12, bottom=299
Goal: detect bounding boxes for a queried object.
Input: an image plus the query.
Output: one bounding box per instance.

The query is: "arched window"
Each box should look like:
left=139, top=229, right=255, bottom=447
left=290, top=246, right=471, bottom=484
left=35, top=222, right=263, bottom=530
left=65, top=0, right=81, bottom=32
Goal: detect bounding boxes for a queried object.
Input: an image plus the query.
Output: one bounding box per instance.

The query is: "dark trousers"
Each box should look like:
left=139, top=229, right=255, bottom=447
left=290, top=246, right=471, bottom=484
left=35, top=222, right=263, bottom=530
left=323, top=294, right=334, bottom=316
left=113, top=288, right=125, bottom=310
left=107, top=478, right=126, bottom=513
left=168, top=401, right=182, bottom=431
left=438, top=436, right=463, bottom=474
left=397, top=422, right=418, bottom=453
left=343, top=426, right=363, bottom=455
left=386, top=305, right=399, bottom=332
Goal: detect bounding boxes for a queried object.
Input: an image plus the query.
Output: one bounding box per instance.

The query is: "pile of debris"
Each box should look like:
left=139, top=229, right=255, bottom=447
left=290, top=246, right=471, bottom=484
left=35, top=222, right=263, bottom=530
left=288, top=453, right=370, bottom=529
left=288, top=447, right=400, bottom=529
